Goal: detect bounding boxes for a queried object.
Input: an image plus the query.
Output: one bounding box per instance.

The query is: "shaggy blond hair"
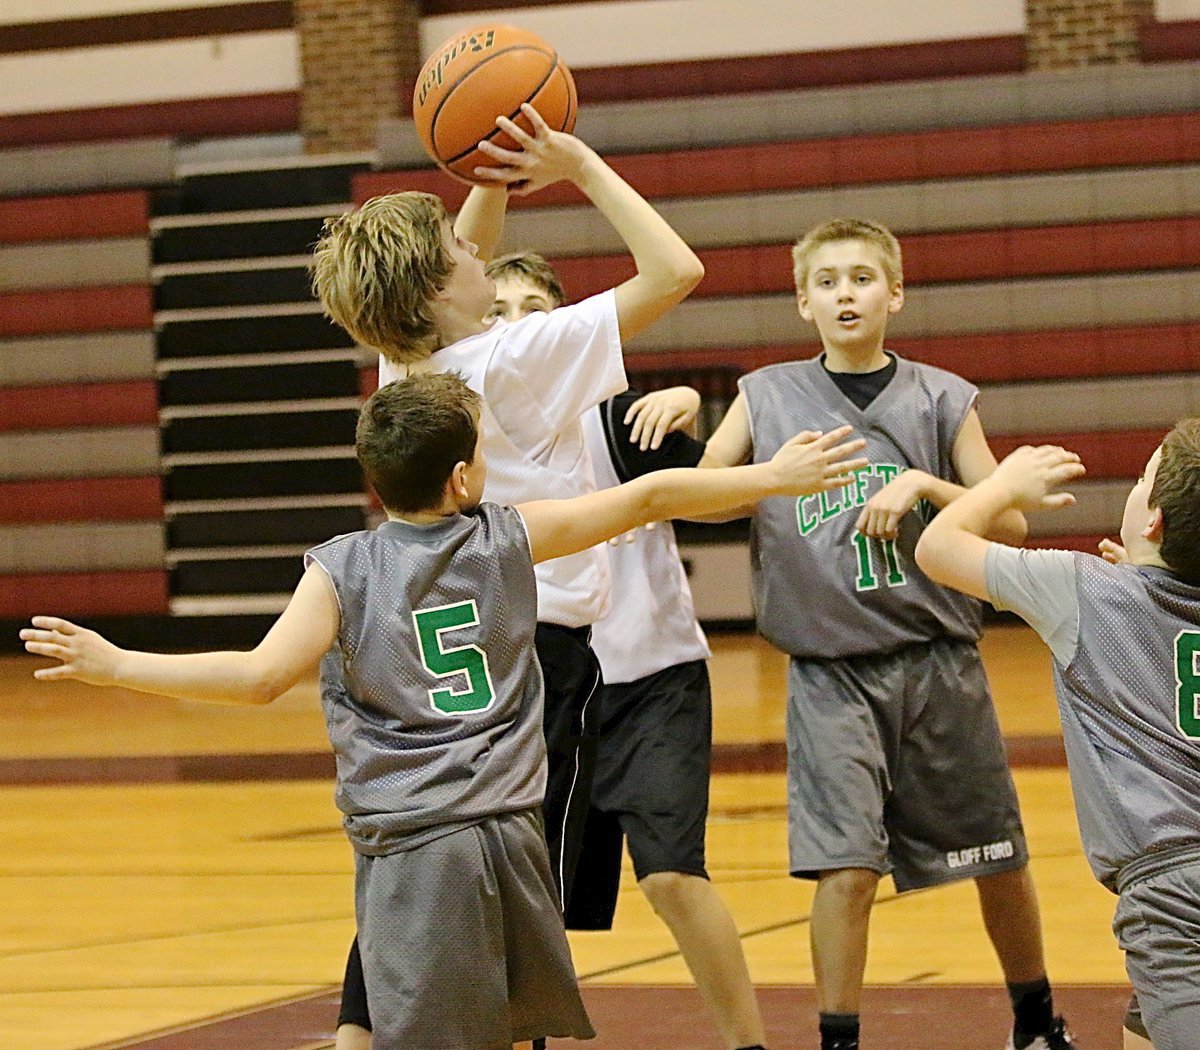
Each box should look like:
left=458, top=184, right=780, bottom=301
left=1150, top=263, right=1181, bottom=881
left=310, top=192, right=452, bottom=363
left=791, top=218, right=903, bottom=293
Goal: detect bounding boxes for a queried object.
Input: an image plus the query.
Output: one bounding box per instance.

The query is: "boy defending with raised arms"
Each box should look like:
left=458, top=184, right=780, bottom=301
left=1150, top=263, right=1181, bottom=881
left=22, top=372, right=867, bottom=1050
left=704, top=218, right=1073, bottom=1050
left=915, top=428, right=1200, bottom=1050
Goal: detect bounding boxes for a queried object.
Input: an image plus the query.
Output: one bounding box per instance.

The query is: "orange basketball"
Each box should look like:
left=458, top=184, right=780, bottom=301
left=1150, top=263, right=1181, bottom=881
left=413, top=25, right=578, bottom=185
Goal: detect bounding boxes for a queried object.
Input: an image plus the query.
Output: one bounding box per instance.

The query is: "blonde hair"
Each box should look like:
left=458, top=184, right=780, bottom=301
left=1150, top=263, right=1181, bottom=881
left=485, top=251, right=566, bottom=307
left=310, top=192, right=452, bottom=363
left=791, top=218, right=903, bottom=293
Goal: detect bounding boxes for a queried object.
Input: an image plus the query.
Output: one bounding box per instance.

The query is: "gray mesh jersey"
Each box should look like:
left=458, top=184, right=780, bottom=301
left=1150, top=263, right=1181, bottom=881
left=740, top=355, right=983, bottom=659
left=988, top=547, right=1200, bottom=891
left=305, top=503, right=546, bottom=857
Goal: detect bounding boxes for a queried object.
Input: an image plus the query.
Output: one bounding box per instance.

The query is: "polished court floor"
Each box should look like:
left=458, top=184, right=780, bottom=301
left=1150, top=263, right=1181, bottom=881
left=0, top=626, right=1133, bottom=1049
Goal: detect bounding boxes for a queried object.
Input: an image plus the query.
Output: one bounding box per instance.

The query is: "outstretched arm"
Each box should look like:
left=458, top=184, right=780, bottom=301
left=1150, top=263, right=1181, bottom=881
left=475, top=105, right=704, bottom=341
left=21, top=563, right=340, bottom=705
left=521, top=426, right=866, bottom=563
left=915, top=444, right=1085, bottom=600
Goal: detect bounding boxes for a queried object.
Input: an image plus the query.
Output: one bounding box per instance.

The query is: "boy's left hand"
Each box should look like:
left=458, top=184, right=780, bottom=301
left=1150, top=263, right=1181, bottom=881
left=991, top=444, right=1086, bottom=511
left=625, top=387, right=701, bottom=451
left=473, top=104, right=589, bottom=195
left=856, top=469, right=928, bottom=539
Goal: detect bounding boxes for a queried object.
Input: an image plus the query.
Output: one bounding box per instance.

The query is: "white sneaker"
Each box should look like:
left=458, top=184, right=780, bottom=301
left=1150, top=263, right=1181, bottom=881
left=1005, top=1017, right=1076, bottom=1049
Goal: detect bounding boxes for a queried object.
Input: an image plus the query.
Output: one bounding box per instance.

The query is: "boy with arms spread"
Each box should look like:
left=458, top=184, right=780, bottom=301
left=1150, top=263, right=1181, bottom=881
left=704, top=218, right=1073, bottom=1050
left=21, top=372, right=867, bottom=1050
left=915, top=428, right=1200, bottom=1050
left=488, top=251, right=769, bottom=1050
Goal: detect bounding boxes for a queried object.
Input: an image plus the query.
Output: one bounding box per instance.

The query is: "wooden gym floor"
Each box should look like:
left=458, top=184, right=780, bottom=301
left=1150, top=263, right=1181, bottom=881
left=0, top=625, right=1132, bottom=1049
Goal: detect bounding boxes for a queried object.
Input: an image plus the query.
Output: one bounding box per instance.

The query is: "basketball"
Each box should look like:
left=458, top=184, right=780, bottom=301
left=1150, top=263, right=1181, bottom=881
left=413, top=25, right=578, bottom=185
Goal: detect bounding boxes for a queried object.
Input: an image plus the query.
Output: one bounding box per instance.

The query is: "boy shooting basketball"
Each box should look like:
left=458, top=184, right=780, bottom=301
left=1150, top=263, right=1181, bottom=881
left=915, top=427, right=1200, bottom=1050
left=704, top=218, right=1074, bottom=1050
left=312, top=104, right=703, bottom=925
left=22, top=372, right=867, bottom=1050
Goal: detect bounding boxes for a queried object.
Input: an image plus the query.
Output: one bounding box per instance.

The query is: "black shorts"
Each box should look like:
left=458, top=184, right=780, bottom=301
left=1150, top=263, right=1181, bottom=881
left=564, top=659, right=712, bottom=930
left=535, top=622, right=603, bottom=912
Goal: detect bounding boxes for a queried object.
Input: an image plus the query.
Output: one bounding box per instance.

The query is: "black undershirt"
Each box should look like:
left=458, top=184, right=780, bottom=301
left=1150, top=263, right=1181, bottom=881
left=822, top=352, right=897, bottom=411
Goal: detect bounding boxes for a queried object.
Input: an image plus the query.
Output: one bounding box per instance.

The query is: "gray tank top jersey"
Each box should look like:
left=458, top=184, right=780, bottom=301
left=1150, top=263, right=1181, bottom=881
left=305, top=503, right=546, bottom=856
left=740, top=356, right=983, bottom=658
left=1056, top=555, right=1200, bottom=890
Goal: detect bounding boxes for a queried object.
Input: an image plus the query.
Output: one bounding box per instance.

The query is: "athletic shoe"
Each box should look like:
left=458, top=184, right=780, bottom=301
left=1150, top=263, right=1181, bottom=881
left=1005, top=1017, right=1076, bottom=1049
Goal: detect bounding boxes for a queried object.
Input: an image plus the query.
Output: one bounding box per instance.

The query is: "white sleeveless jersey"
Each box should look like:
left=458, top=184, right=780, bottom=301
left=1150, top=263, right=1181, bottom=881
left=306, top=504, right=546, bottom=856
left=581, top=402, right=710, bottom=684
left=741, top=355, right=983, bottom=659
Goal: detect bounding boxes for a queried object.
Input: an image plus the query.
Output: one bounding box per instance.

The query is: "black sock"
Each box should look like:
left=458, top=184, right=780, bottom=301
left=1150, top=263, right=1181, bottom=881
left=1008, top=976, right=1053, bottom=1037
left=531, top=1040, right=547, bottom=1050
left=819, top=1012, right=860, bottom=1050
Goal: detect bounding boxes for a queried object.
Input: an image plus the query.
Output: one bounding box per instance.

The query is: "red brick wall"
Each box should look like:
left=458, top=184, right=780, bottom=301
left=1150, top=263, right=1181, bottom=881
left=1026, top=0, right=1154, bottom=68
left=295, top=0, right=421, bottom=153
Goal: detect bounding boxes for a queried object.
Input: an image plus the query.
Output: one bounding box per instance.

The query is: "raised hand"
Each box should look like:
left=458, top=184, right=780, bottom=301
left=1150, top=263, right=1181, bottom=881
left=625, top=387, right=701, bottom=451
left=992, top=444, right=1086, bottom=512
left=20, top=616, right=122, bottom=685
left=473, top=103, right=590, bottom=195
left=769, top=425, right=868, bottom=496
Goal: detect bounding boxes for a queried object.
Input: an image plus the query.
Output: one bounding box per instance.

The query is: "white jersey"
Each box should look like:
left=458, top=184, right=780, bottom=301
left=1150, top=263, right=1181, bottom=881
left=380, top=291, right=626, bottom=627
left=581, top=399, right=710, bottom=684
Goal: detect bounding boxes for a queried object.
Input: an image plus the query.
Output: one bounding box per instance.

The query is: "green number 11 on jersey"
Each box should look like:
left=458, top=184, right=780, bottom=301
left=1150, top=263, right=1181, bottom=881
left=413, top=601, right=496, bottom=715
left=1175, top=631, right=1200, bottom=739
left=852, top=532, right=907, bottom=592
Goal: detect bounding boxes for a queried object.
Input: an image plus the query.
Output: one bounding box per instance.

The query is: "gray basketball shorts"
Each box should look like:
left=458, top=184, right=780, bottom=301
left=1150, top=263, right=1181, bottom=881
left=785, top=637, right=1028, bottom=891
left=1113, top=858, right=1200, bottom=1050
left=354, top=808, right=594, bottom=1049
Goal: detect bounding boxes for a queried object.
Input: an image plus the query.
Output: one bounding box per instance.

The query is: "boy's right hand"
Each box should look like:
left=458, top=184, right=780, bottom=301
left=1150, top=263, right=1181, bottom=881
left=473, top=104, right=591, bottom=196
left=768, top=426, right=868, bottom=495
left=21, top=616, right=120, bottom=685
left=625, top=386, right=701, bottom=450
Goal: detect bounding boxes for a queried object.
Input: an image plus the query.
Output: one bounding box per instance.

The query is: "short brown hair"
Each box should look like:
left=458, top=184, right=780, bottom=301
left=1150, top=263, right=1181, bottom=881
left=311, top=192, right=452, bottom=364
left=1149, top=418, right=1200, bottom=583
left=485, top=251, right=565, bottom=306
left=356, top=372, right=480, bottom=513
left=792, top=218, right=903, bottom=292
